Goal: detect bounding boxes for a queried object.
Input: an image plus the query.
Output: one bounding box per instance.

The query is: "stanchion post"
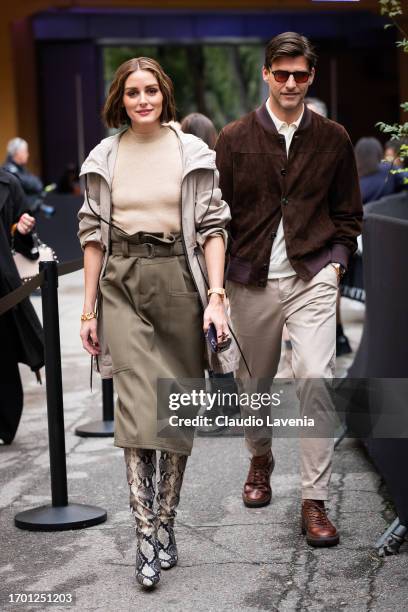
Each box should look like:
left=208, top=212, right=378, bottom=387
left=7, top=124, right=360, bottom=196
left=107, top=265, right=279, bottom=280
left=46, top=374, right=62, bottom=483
left=41, top=260, right=68, bottom=507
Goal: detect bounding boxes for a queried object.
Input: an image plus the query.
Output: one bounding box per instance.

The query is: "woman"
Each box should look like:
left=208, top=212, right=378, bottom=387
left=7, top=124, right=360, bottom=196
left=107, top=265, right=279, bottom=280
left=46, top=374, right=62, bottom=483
left=180, top=112, right=218, bottom=149
left=78, top=57, right=238, bottom=589
left=355, top=137, right=402, bottom=204
left=0, top=169, right=44, bottom=444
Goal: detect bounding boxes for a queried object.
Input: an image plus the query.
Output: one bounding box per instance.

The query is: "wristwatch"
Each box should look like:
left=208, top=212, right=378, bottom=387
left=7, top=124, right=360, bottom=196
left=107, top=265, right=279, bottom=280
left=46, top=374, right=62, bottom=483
left=207, top=288, right=226, bottom=300
left=331, top=263, right=345, bottom=283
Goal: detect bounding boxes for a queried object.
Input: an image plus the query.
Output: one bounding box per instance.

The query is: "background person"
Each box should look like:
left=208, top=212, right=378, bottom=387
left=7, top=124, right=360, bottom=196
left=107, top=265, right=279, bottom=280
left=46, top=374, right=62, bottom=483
left=78, top=57, right=237, bottom=589
left=180, top=112, right=218, bottom=149
left=2, top=138, right=43, bottom=207
left=304, top=96, right=328, bottom=118
left=56, top=163, right=81, bottom=195
left=355, top=137, right=406, bottom=204
left=0, top=169, right=44, bottom=444
left=384, top=138, right=407, bottom=169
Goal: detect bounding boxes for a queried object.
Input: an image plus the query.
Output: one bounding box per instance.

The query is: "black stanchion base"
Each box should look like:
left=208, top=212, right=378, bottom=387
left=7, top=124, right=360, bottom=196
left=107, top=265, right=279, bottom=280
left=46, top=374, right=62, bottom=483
left=15, top=503, right=107, bottom=531
left=75, top=420, right=114, bottom=438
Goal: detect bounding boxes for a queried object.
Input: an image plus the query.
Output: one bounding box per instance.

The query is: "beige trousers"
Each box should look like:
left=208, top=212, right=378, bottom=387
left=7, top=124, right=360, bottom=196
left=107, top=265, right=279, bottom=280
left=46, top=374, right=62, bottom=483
left=227, top=264, right=338, bottom=500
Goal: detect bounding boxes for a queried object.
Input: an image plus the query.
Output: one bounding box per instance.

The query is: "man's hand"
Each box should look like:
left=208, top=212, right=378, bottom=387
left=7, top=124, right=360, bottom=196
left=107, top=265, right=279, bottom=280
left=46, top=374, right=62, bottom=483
left=17, top=213, right=35, bottom=235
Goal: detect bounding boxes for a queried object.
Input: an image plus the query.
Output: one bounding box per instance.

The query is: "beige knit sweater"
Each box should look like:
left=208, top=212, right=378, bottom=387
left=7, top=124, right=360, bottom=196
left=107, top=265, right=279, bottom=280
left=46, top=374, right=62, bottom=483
left=111, top=125, right=182, bottom=234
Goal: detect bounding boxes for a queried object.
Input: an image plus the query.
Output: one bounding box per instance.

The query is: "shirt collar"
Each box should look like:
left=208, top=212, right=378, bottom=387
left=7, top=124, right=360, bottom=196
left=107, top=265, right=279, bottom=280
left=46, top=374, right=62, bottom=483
left=266, top=99, right=304, bottom=131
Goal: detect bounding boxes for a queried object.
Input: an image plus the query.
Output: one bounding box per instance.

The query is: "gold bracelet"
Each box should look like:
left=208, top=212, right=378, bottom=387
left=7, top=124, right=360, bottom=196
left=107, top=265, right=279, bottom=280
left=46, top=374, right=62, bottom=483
left=81, top=311, right=97, bottom=321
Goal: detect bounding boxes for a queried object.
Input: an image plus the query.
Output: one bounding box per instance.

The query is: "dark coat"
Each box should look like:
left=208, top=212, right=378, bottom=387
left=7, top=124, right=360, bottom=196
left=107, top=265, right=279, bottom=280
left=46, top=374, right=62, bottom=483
left=2, top=156, right=43, bottom=207
left=215, top=103, right=363, bottom=286
left=0, top=170, right=44, bottom=371
left=360, top=162, right=406, bottom=205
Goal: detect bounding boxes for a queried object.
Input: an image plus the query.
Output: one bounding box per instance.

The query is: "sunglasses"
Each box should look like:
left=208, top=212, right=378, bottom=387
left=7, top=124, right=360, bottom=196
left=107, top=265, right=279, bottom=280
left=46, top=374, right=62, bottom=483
left=270, top=70, right=310, bottom=84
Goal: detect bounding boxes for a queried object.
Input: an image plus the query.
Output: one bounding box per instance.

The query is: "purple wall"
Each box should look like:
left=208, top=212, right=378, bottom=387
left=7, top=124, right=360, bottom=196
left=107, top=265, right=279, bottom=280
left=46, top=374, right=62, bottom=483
left=37, top=41, right=104, bottom=184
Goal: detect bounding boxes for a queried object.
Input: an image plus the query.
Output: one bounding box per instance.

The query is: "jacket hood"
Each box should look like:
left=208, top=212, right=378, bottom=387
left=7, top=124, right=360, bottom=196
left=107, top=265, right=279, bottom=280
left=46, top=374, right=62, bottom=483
left=79, top=132, right=120, bottom=184
left=177, top=129, right=217, bottom=176
left=79, top=125, right=216, bottom=184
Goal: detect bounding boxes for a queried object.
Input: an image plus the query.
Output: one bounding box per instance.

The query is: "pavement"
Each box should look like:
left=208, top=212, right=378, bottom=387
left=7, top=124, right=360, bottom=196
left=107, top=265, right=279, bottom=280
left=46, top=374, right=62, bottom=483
left=1, top=270, right=407, bottom=612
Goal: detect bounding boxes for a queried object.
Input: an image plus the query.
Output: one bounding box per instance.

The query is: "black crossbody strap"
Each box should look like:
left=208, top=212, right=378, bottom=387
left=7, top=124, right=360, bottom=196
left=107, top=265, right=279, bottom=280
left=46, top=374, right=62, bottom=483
left=84, top=174, right=123, bottom=232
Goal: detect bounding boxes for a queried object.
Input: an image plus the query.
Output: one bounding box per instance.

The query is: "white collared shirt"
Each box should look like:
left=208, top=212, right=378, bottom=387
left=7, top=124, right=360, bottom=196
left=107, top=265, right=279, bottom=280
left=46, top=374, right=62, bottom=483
left=266, top=100, right=304, bottom=278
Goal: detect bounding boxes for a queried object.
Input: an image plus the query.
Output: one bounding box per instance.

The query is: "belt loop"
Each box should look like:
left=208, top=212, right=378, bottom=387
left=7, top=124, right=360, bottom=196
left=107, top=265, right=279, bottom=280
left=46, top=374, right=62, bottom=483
left=121, top=241, right=129, bottom=257
left=146, top=243, right=155, bottom=258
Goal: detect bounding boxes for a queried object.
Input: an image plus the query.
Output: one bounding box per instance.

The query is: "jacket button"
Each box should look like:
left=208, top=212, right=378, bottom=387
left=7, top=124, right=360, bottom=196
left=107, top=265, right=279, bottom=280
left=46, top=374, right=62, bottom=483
left=281, top=197, right=289, bottom=206
left=281, top=169, right=287, bottom=176
left=262, top=264, right=268, bottom=271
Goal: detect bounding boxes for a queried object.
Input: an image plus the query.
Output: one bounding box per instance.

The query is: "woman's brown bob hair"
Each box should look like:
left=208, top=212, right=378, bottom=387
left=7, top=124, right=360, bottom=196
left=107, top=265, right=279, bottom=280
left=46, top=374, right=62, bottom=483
left=103, top=57, right=177, bottom=128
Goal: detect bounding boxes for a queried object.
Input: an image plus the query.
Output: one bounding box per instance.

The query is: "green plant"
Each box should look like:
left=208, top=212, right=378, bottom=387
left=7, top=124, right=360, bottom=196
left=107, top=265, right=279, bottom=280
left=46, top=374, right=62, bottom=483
left=377, top=0, right=408, bottom=178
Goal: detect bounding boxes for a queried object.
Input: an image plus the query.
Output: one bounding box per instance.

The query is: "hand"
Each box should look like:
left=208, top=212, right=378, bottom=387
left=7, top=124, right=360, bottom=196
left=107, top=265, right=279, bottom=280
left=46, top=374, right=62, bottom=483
left=80, top=318, right=101, bottom=356
left=203, top=294, right=230, bottom=342
left=17, top=213, right=35, bottom=235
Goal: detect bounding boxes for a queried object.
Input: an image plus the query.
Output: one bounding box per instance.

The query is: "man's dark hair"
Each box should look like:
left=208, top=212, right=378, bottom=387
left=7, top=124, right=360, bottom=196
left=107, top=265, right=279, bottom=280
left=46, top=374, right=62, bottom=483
left=264, top=32, right=318, bottom=71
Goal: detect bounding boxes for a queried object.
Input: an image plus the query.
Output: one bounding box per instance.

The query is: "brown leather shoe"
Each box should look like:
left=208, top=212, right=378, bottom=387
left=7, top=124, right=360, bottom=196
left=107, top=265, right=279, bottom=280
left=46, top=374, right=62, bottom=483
left=242, top=450, right=274, bottom=507
left=301, top=500, right=339, bottom=547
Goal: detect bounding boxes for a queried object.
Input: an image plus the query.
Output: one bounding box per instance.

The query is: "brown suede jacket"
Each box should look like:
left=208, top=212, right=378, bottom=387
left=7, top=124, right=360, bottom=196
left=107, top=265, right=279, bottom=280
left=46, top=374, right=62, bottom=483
left=215, top=102, right=363, bottom=286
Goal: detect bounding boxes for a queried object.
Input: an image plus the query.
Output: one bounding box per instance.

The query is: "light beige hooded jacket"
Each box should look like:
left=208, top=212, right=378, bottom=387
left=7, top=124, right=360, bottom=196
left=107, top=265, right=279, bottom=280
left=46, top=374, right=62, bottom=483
left=78, top=125, right=240, bottom=378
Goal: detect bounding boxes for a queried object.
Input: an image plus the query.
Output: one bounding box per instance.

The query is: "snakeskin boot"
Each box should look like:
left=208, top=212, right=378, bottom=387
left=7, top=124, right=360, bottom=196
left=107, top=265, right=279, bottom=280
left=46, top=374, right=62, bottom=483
left=125, top=448, right=161, bottom=589
left=156, top=451, right=187, bottom=569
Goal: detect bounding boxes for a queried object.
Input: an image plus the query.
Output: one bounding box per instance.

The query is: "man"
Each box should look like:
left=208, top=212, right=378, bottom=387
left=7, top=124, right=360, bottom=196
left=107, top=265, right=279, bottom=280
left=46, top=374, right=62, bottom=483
left=2, top=138, right=43, bottom=207
left=215, top=32, right=362, bottom=547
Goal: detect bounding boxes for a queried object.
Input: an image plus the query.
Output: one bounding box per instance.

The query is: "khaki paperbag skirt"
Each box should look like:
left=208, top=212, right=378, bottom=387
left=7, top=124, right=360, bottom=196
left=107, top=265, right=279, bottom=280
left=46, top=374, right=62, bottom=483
left=99, top=230, right=206, bottom=455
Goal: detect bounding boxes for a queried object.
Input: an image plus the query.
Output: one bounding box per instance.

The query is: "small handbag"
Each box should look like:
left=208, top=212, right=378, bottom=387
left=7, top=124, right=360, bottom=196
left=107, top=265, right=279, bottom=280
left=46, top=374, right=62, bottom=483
left=12, top=232, right=57, bottom=282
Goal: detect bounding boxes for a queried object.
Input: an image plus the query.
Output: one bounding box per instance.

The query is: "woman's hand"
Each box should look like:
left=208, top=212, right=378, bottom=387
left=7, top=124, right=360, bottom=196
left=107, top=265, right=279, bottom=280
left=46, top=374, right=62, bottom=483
left=203, top=294, right=230, bottom=341
left=80, top=318, right=101, bottom=356
left=17, top=213, right=35, bottom=235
